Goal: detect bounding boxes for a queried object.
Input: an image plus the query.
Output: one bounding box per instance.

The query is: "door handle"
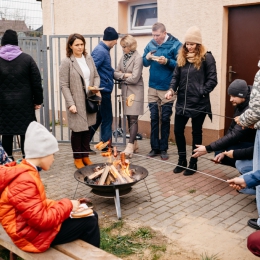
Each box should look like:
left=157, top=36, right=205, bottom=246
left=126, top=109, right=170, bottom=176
left=229, top=66, right=236, bottom=82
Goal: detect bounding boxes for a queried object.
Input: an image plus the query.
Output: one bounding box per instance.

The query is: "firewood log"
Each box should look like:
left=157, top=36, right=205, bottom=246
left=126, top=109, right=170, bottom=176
left=120, top=171, right=133, bottom=183
left=88, top=169, right=104, bottom=180
left=110, top=165, right=127, bottom=184
left=98, top=165, right=110, bottom=185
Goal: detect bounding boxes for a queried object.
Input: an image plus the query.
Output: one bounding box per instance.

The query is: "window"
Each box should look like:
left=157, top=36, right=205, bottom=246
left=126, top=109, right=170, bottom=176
left=129, top=3, right=157, bottom=33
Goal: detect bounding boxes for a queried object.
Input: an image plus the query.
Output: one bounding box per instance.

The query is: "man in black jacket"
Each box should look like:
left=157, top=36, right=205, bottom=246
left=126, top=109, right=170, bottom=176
left=193, top=79, right=256, bottom=167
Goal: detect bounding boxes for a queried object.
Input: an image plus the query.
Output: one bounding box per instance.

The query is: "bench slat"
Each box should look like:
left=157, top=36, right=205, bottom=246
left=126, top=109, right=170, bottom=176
left=54, top=239, right=122, bottom=260
left=0, top=226, right=74, bottom=260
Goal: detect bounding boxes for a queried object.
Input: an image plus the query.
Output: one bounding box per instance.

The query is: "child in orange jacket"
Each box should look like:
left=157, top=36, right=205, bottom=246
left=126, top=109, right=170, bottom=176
left=0, top=121, right=100, bottom=252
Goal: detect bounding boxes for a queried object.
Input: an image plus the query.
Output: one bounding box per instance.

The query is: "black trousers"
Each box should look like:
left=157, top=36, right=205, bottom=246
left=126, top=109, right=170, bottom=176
left=71, top=130, right=91, bottom=159
left=1, top=135, right=25, bottom=160
left=174, top=113, right=206, bottom=163
left=51, top=212, right=100, bottom=248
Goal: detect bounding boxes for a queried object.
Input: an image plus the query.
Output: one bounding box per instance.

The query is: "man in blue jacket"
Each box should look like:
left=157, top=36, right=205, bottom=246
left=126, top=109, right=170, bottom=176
left=90, top=27, right=118, bottom=149
left=143, top=22, right=182, bottom=160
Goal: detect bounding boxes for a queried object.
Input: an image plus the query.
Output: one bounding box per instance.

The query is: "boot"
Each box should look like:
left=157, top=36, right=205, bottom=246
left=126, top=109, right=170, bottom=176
left=74, top=159, right=85, bottom=169
left=83, top=157, right=93, bottom=165
left=183, top=162, right=197, bottom=176
left=122, top=143, right=134, bottom=158
left=173, top=160, right=187, bottom=174
left=133, top=140, right=139, bottom=153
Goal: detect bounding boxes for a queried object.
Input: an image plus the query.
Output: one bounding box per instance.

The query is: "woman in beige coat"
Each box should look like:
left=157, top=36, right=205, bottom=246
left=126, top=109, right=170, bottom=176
left=114, top=35, right=144, bottom=157
left=60, top=33, right=100, bottom=169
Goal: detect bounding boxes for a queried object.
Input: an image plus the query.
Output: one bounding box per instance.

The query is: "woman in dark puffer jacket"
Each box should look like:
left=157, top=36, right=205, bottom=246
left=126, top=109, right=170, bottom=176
left=165, top=26, right=217, bottom=176
left=0, top=29, right=43, bottom=159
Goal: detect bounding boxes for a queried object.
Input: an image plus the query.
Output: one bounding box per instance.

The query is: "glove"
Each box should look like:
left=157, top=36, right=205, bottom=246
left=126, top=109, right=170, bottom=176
left=146, top=52, right=153, bottom=60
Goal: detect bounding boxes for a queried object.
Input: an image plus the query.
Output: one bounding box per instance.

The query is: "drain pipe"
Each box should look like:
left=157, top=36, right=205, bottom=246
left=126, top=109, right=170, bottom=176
left=50, top=0, right=58, bottom=121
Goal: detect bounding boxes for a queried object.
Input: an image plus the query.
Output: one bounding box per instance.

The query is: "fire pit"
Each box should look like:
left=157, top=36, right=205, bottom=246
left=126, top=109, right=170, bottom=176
left=74, top=163, right=148, bottom=219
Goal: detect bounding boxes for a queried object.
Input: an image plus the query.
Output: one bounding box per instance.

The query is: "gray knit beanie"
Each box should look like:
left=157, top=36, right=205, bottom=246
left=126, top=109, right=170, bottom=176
left=25, top=121, right=59, bottom=159
left=228, top=79, right=248, bottom=98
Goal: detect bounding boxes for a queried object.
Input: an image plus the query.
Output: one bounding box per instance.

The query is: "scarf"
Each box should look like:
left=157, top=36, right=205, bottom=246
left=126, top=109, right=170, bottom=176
left=186, top=52, right=195, bottom=63
left=123, top=51, right=134, bottom=68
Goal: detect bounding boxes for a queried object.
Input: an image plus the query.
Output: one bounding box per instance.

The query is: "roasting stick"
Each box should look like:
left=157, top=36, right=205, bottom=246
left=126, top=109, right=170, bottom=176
left=125, top=94, right=235, bottom=120
left=133, top=153, right=228, bottom=183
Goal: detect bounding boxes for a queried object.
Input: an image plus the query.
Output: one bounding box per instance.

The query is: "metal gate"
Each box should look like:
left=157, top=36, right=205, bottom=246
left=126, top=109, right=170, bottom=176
left=0, top=35, right=126, bottom=148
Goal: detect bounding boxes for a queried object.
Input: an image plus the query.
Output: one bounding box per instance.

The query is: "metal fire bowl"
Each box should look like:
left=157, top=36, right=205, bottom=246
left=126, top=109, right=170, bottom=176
left=74, top=163, right=148, bottom=193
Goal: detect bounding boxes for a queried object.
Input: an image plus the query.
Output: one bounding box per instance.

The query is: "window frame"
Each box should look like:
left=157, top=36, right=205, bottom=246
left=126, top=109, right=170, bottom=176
left=128, top=2, right=157, bottom=34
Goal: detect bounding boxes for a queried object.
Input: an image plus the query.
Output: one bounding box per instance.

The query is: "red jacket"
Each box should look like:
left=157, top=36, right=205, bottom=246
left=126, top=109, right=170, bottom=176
left=0, top=160, right=72, bottom=252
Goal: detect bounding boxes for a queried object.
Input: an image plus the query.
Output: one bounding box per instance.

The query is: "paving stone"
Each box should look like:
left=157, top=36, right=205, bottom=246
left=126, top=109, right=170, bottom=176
left=154, top=212, right=173, bottom=222
left=227, top=223, right=246, bottom=233
left=168, top=204, right=186, bottom=213
left=150, top=200, right=168, bottom=209
left=243, top=204, right=257, bottom=213
left=206, top=194, right=221, bottom=201
left=137, top=212, right=157, bottom=222
left=214, top=204, right=233, bottom=212
left=237, top=227, right=255, bottom=238
left=221, top=216, right=241, bottom=227
left=208, top=216, right=225, bottom=226
left=137, top=206, right=156, bottom=215
left=192, top=195, right=207, bottom=202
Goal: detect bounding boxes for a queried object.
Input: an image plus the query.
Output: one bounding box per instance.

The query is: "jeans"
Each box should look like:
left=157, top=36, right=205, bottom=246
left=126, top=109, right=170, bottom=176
left=239, top=130, right=260, bottom=224
left=236, top=159, right=253, bottom=174
left=90, top=92, right=112, bottom=143
left=174, top=113, right=206, bottom=163
left=215, top=142, right=254, bottom=168
left=149, top=102, right=173, bottom=151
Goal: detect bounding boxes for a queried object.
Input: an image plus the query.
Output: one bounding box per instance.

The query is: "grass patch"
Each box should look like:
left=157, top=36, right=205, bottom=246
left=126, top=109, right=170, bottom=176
left=200, top=252, right=220, bottom=260
left=188, top=188, right=196, bottom=194
left=0, top=249, right=23, bottom=260
left=100, top=220, right=167, bottom=259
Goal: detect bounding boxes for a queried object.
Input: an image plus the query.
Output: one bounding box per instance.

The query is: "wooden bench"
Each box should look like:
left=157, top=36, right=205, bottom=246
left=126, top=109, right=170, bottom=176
left=0, top=225, right=121, bottom=260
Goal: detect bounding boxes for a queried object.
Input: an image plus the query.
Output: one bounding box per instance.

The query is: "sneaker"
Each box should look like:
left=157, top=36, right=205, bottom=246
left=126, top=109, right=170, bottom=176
left=173, top=160, right=187, bottom=173
left=161, top=151, right=169, bottom=160
left=147, top=149, right=160, bottom=157
left=183, top=162, right=197, bottom=176
left=248, top=219, right=260, bottom=230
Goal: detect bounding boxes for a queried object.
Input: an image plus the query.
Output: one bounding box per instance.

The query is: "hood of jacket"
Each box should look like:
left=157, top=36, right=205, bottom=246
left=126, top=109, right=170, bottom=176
left=0, top=44, right=22, bottom=61
left=0, top=162, right=27, bottom=196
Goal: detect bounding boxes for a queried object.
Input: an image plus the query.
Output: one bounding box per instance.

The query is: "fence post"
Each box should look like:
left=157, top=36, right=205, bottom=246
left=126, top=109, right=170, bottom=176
left=41, top=35, right=50, bottom=131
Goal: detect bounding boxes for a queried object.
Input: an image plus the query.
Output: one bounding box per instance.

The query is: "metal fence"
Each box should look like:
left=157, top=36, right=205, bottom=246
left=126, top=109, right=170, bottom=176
left=0, top=35, right=126, bottom=149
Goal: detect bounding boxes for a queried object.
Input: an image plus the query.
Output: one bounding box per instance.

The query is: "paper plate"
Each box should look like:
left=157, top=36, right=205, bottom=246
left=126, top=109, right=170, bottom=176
left=88, top=86, right=104, bottom=91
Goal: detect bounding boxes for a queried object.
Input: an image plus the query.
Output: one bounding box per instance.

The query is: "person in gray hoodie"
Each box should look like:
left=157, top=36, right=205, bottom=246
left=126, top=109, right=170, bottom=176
left=0, top=29, right=43, bottom=159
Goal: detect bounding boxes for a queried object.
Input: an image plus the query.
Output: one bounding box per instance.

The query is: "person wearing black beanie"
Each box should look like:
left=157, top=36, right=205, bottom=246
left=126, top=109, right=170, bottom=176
left=103, top=27, right=118, bottom=41
left=193, top=79, right=255, bottom=168
left=1, top=29, right=19, bottom=46
left=90, top=27, right=119, bottom=149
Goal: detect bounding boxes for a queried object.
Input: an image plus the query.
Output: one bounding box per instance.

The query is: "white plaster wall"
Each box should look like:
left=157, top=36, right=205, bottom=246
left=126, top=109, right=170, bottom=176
left=41, top=0, right=260, bottom=132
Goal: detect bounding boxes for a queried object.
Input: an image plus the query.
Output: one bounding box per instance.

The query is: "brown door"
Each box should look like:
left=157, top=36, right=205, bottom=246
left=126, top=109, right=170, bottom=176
left=225, top=5, right=260, bottom=133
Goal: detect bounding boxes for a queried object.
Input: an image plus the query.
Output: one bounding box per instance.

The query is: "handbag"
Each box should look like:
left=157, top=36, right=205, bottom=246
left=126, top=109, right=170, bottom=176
left=85, top=94, right=101, bottom=113
left=81, top=77, right=101, bottom=113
